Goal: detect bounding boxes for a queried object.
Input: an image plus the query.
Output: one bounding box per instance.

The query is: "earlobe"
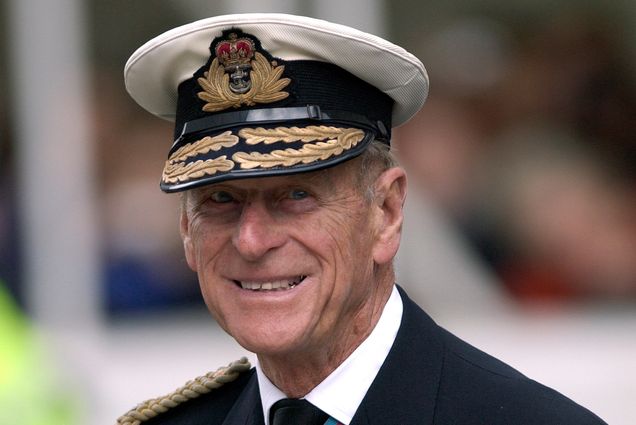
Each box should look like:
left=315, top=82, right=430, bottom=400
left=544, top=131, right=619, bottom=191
left=372, top=168, right=407, bottom=265
left=180, top=210, right=198, bottom=271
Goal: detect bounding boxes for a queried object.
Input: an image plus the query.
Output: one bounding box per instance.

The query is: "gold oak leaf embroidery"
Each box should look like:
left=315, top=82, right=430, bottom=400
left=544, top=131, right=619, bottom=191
left=168, top=131, right=239, bottom=163
left=232, top=126, right=365, bottom=169
left=162, top=131, right=239, bottom=183
left=238, top=126, right=360, bottom=145
left=163, top=157, right=234, bottom=183
left=197, top=52, right=291, bottom=112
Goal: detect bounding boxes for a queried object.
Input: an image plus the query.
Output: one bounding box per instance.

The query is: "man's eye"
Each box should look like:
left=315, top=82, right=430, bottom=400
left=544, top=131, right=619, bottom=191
left=210, top=191, right=235, bottom=203
left=288, top=189, right=309, bottom=200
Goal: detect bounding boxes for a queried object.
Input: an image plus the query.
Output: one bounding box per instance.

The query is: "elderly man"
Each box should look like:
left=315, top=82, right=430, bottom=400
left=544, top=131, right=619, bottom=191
left=118, top=13, right=605, bottom=425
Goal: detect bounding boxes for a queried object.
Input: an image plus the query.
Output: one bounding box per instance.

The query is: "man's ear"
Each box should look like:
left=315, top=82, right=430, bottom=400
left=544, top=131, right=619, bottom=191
left=372, top=167, right=407, bottom=265
left=180, top=209, right=197, bottom=272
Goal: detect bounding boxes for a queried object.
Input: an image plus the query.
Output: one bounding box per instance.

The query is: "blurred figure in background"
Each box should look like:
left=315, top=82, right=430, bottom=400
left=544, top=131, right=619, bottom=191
left=91, top=73, right=203, bottom=315
left=474, top=127, right=636, bottom=302
left=396, top=9, right=636, bottom=305
left=0, top=281, right=79, bottom=425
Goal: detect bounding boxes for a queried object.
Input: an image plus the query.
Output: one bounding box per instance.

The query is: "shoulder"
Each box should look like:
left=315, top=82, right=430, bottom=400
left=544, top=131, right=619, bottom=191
left=395, top=288, right=606, bottom=424
left=116, top=357, right=253, bottom=425
left=436, top=327, right=607, bottom=424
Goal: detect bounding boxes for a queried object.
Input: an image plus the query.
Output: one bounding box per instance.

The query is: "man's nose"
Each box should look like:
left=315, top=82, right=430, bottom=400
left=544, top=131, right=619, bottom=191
left=232, top=201, right=286, bottom=261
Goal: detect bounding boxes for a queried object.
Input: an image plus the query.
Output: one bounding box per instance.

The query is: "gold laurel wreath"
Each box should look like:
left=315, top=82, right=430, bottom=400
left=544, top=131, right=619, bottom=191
left=233, top=126, right=365, bottom=169
left=197, top=52, right=291, bottom=112
left=162, top=131, right=239, bottom=183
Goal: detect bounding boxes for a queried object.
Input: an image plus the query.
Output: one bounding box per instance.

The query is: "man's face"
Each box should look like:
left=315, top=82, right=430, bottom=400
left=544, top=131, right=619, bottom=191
left=180, top=160, right=404, bottom=358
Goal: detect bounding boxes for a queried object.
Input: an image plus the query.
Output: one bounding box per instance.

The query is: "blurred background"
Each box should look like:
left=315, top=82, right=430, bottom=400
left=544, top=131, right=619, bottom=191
left=1, top=0, right=635, bottom=423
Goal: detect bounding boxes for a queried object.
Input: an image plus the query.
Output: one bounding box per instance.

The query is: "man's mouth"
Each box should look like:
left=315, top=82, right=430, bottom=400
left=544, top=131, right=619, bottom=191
left=235, top=275, right=307, bottom=291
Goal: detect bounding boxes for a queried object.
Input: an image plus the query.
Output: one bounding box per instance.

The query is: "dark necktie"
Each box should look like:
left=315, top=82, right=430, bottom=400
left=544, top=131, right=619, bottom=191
left=270, top=398, right=329, bottom=425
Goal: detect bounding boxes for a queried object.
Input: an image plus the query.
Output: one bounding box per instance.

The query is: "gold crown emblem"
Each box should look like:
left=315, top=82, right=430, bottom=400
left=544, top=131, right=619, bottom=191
left=197, top=32, right=291, bottom=112
left=214, top=33, right=255, bottom=69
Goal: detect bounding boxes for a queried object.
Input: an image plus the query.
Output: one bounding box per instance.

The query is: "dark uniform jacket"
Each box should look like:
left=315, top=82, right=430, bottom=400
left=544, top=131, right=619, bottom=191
left=143, top=287, right=607, bottom=424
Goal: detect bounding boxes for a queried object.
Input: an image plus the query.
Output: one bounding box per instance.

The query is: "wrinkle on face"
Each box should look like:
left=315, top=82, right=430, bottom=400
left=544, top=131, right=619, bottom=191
left=179, top=158, right=402, bottom=395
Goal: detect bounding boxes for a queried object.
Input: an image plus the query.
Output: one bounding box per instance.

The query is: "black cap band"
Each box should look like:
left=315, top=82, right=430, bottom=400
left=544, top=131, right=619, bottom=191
left=171, top=105, right=390, bottom=155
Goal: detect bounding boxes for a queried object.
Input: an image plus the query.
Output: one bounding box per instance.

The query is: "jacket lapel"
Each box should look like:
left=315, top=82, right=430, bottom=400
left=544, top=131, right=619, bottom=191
left=350, top=286, right=444, bottom=425
left=221, top=370, right=265, bottom=425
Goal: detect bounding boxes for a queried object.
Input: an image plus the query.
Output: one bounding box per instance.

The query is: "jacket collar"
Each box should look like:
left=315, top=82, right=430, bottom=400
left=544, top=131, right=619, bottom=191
left=222, top=286, right=443, bottom=425
left=350, top=286, right=444, bottom=424
left=222, top=370, right=265, bottom=425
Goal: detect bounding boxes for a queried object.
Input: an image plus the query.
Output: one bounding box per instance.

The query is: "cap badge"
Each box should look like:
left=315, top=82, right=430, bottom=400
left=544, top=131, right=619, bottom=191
left=197, top=33, right=291, bottom=112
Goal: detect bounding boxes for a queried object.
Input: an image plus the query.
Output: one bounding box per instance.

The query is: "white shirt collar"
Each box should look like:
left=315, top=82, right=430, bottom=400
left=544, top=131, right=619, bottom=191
left=256, top=285, right=403, bottom=425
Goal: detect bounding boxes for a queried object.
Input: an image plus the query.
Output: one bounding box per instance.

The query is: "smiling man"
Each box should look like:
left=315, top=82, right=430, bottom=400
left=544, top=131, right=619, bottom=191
left=118, top=13, right=606, bottom=425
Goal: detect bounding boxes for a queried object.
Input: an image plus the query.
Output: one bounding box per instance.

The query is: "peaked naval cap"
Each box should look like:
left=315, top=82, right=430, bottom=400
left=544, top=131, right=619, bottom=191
left=124, top=14, right=429, bottom=192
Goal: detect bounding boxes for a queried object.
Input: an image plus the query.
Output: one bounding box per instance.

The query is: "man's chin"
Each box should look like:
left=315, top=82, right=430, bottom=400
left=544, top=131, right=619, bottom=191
left=232, top=329, right=311, bottom=358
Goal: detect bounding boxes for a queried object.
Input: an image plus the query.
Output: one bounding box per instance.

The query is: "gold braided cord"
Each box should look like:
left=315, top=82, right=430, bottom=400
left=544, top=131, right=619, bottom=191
left=197, top=53, right=291, bottom=112
left=168, top=131, right=238, bottom=163
left=233, top=127, right=365, bottom=169
left=162, top=156, right=234, bottom=184
left=116, top=357, right=251, bottom=425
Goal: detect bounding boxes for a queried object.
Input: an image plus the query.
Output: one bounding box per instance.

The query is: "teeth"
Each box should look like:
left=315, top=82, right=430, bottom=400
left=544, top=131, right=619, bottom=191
left=239, top=276, right=305, bottom=291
